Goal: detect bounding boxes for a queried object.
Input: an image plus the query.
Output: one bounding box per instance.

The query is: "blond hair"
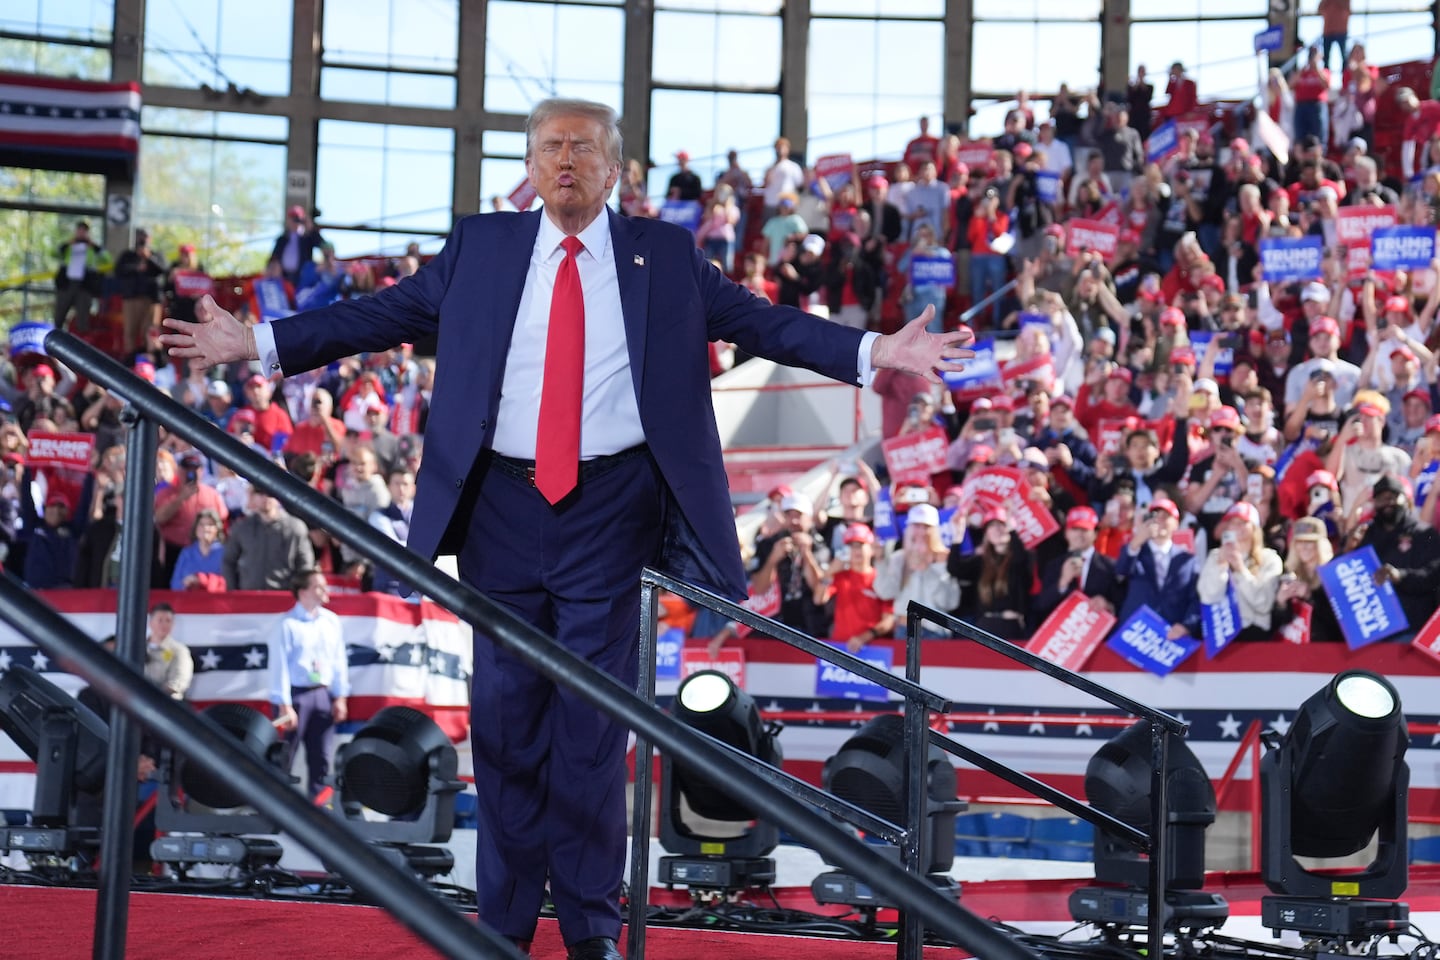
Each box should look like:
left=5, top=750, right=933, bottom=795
left=526, top=98, right=623, bottom=165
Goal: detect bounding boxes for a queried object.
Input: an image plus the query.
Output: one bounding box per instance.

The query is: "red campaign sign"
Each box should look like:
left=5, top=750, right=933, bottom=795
left=170, top=270, right=214, bottom=299
left=814, top=154, right=854, bottom=188
left=733, top=578, right=780, bottom=640
left=1172, top=527, right=1196, bottom=553
left=1025, top=592, right=1117, bottom=671
left=956, top=140, right=994, bottom=169
left=1006, top=493, right=1060, bottom=549
left=508, top=177, right=538, bottom=212
left=882, top=426, right=948, bottom=486
left=26, top=432, right=95, bottom=471
left=1346, top=244, right=1372, bottom=281
left=960, top=466, right=1025, bottom=512
left=1002, top=355, right=1055, bottom=391
left=681, top=647, right=746, bottom=689
left=1411, top=604, right=1440, bottom=665
left=1092, top=201, right=1121, bottom=227
left=1066, top=219, right=1120, bottom=261
left=1097, top=418, right=1133, bottom=456
left=1335, top=204, right=1396, bottom=248
left=1277, top=600, right=1312, bottom=645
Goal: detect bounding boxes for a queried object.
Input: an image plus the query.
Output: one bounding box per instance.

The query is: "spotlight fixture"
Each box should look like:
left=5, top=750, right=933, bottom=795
left=0, top=666, right=108, bottom=859
left=1261, top=670, right=1410, bottom=940
left=1068, top=719, right=1228, bottom=932
left=658, top=670, right=782, bottom=892
left=152, top=703, right=287, bottom=871
left=811, top=713, right=965, bottom=912
left=333, top=706, right=465, bottom=878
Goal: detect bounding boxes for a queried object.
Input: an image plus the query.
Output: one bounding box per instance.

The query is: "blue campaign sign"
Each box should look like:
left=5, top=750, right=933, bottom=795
left=1202, top=582, right=1243, bottom=658
left=655, top=627, right=685, bottom=683
left=659, top=200, right=703, bottom=233
left=253, top=278, right=294, bottom=323
left=936, top=506, right=958, bottom=548
left=942, top=337, right=1000, bottom=389
left=1370, top=226, right=1437, bottom=271
left=1417, top=460, right=1438, bottom=507
left=1260, top=236, right=1324, bottom=282
left=1146, top=120, right=1179, bottom=165
left=815, top=642, right=894, bottom=702
left=1035, top=171, right=1061, bottom=205
left=1187, top=331, right=1234, bottom=376
left=1106, top=605, right=1200, bottom=677
left=9, top=321, right=52, bottom=358
left=872, top=487, right=897, bottom=541
left=1254, top=25, right=1284, bottom=53
left=910, top=254, right=956, bottom=287
left=1318, top=545, right=1408, bottom=649
left=1019, top=311, right=1051, bottom=331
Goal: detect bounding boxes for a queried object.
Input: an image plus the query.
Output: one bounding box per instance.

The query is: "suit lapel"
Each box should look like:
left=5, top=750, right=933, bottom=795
left=487, top=211, right=542, bottom=387
left=608, top=209, right=651, bottom=403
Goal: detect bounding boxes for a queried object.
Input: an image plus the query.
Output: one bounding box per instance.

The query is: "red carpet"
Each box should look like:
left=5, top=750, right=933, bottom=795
left=0, top=886, right=963, bottom=959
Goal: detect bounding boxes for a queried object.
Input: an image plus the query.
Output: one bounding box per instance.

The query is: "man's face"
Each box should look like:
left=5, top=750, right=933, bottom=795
left=311, top=392, right=332, bottom=420
left=1392, top=353, right=1416, bottom=383
left=1403, top=396, right=1430, bottom=427
left=1300, top=165, right=1320, bottom=188
left=388, top=471, right=416, bottom=504
left=246, top=383, right=270, bottom=409
left=1146, top=509, right=1178, bottom=539
left=300, top=574, right=330, bottom=606
left=149, top=609, right=174, bottom=638
left=840, top=481, right=868, bottom=510
left=783, top=508, right=808, bottom=534
left=1126, top=435, right=1156, bottom=469
left=1049, top=403, right=1072, bottom=431
left=525, top=113, right=620, bottom=229
left=44, top=501, right=67, bottom=526
left=1355, top=163, right=1376, bottom=188
left=1065, top=526, right=1096, bottom=552
left=1309, top=331, right=1335, bottom=357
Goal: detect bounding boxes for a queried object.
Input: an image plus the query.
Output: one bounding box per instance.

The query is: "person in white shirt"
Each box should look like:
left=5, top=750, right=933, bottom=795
left=268, top=569, right=350, bottom=796
left=1284, top=315, right=1362, bottom=410
left=873, top=503, right=959, bottom=636
left=761, top=136, right=806, bottom=219
left=1197, top=501, right=1283, bottom=641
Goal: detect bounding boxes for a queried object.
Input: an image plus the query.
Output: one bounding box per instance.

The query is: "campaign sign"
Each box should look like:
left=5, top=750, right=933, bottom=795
left=910, top=255, right=956, bottom=288
left=1371, top=226, right=1437, bottom=271
left=1035, top=171, right=1061, bottom=205
left=873, top=487, right=897, bottom=541
left=942, top=336, right=1000, bottom=389
left=1026, top=593, right=1116, bottom=672
left=171, top=269, right=214, bottom=299
left=1187, top=331, right=1234, bottom=376
left=659, top=200, right=703, bottom=234
left=1278, top=601, right=1312, bottom=645
left=1019, top=311, right=1050, bottom=331
left=1416, top=459, right=1438, bottom=507
left=1066, top=219, right=1120, bottom=261
left=815, top=642, right=894, bottom=702
left=26, top=432, right=95, bottom=471
left=1106, top=605, right=1200, bottom=677
left=1260, top=236, right=1324, bottom=282
left=9, top=321, right=52, bottom=358
left=1318, top=546, right=1408, bottom=649
left=1412, top=604, right=1440, bottom=666
left=253, top=277, right=293, bottom=323
left=1335, top=205, right=1396, bottom=249
left=1097, top=418, right=1136, bottom=457
left=957, top=139, right=994, bottom=169
left=1002, top=355, right=1055, bottom=391
left=814, top=153, right=854, bottom=190
left=1254, top=24, right=1284, bottom=53
left=508, top=177, right=537, bottom=212
left=1146, top=120, right=1179, bottom=165
left=961, top=466, right=1025, bottom=512
left=882, top=426, right=948, bottom=486
left=655, top=627, right=685, bottom=683
left=732, top=578, right=781, bottom=639
left=1006, top=494, right=1060, bottom=549
left=681, top=647, right=745, bottom=689
left=1202, top=582, right=1243, bottom=658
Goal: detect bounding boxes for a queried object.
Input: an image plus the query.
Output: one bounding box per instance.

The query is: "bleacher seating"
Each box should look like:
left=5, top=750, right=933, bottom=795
left=954, top=811, right=1032, bottom=858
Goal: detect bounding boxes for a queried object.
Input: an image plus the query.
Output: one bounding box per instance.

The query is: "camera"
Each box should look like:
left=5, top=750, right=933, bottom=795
left=1219, top=434, right=1234, bottom=448
left=185, top=468, right=198, bottom=485
left=1220, top=333, right=1244, bottom=350
left=973, top=416, right=996, bottom=431
left=1308, top=368, right=1330, bottom=382
left=1170, top=363, right=1187, bottom=375
left=1377, top=315, right=1389, bottom=330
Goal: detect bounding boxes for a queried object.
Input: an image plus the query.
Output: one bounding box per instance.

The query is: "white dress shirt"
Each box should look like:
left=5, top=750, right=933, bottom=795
left=253, top=210, right=882, bottom=457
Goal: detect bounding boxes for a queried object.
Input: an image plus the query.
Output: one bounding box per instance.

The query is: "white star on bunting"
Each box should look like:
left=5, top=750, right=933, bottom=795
left=1217, top=713, right=1242, bottom=739
left=30, top=651, right=49, bottom=671
left=243, top=647, right=265, bottom=668
left=199, top=649, right=221, bottom=671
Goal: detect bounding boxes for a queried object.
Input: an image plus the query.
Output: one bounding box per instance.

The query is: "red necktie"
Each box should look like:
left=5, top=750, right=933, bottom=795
left=534, top=236, right=585, bottom=504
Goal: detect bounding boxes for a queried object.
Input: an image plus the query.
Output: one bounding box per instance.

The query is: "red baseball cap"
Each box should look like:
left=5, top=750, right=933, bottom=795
left=45, top=493, right=68, bottom=509
left=1209, top=406, right=1241, bottom=430
left=288, top=205, right=306, bottom=219
left=1305, top=469, right=1337, bottom=489
left=1393, top=345, right=1418, bottom=363
left=1169, top=347, right=1197, bottom=367
left=1222, top=501, right=1260, bottom=527
left=245, top=373, right=268, bottom=388
left=980, top=506, right=1009, bottom=527
left=1309, top=315, right=1340, bottom=337
left=30, top=364, right=54, bottom=379
left=1013, top=142, right=1034, bottom=160
left=1147, top=498, right=1180, bottom=520
left=1426, top=414, right=1440, bottom=434
left=1107, top=366, right=1133, bottom=384
left=1051, top=395, right=1074, bottom=409
left=1404, top=388, right=1432, bottom=407
left=1356, top=402, right=1385, bottom=418
left=1065, top=506, right=1099, bottom=530
left=990, top=394, right=1015, bottom=412
left=767, top=484, right=793, bottom=502
left=1385, top=296, right=1411, bottom=314
left=1200, top=274, right=1225, bottom=292
left=842, top=524, right=875, bottom=545
left=968, top=444, right=996, bottom=465
left=1159, top=307, right=1186, bottom=327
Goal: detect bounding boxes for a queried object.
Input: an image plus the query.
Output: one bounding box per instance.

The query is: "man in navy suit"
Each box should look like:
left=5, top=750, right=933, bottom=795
left=1114, top=497, right=1200, bottom=639
left=162, top=98, right=972, bottom=960
left=1035, top=506, right=1121, bottom=622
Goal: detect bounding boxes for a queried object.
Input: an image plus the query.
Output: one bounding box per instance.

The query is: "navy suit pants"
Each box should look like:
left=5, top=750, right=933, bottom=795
left=459, top=448, right=664, bottom=946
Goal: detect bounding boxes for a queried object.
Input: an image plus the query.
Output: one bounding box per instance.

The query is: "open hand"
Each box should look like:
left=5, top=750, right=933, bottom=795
left=159, top=295, right=259, bottom=371
left=871, top=310, right=975, bottom=385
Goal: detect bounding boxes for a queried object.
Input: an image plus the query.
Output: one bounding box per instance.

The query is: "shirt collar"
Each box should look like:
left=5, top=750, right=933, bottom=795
left=537, top=208, right=612, bottom=265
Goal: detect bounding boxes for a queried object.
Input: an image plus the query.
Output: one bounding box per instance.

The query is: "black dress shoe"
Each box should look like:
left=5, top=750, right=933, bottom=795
left=566, top=936, right=621, bottom=960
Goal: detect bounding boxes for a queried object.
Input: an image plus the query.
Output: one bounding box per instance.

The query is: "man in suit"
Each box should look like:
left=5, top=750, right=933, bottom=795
left=269, top=205, right=324, bottom=287
left=1114, top=497, right=1200, bottom=639
left=161, top=98, right=971, bottom=960
left=1035, top=506, right=1120, bottom=622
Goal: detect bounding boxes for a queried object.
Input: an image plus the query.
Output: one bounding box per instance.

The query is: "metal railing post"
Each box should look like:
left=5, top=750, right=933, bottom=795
left=626, top=582, right=660, bottom=960
left=1146, top=723, right=1171, bottom=956
left=92, top=404, right=156, bottom=960
left=899, top=608, right=927, bottom=960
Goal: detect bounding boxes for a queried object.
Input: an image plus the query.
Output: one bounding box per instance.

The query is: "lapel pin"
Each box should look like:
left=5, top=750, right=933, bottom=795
left=634, top=255, right=645, bottom=266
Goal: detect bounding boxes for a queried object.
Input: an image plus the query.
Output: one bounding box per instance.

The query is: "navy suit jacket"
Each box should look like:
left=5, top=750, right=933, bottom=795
left=269, top=209, right=867, bottom=599
left=1113, top=541, right=1201, bottom=635
left=1034, top=551, right=1120, bottom=623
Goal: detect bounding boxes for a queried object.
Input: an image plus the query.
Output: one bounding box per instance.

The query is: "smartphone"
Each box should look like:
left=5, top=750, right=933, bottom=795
left=1377, top=315, right=1389, bottom=330
left=973, top=417, right=996, bottom=431
left=185, top=469, right=198, bottom=485
left=1221, top=530, right=1238, bottom=545
left=1246, top=473, right=1264, bottom=501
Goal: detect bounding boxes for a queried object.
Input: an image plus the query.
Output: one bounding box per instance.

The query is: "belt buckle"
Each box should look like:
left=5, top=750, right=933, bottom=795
left=524, top=465, right=536, bottom=487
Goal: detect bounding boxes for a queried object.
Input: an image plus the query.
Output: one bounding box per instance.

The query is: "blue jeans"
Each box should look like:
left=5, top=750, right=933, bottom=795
left=703, top=237, right=734, bottom=273
left=970, top=253, right=1008, bottom=327
left=912, top=284, right=948, bottom=333
left=1322, top=34, right=1348, bottom=73
left=1294, top=99, right=1329, bottom=151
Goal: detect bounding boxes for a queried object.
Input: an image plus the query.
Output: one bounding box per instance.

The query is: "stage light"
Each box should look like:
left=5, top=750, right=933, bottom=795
left=333, top=706, right=465, bottom=877
left=152, top=703, right=287, bottom=870
left=1068, top=719, right=1228, bottom=932
left=1260, top=670, right=1409, bottom=939
left=0, top=666, right=108, bottom=858
left=659, top=670, right=781, bottom=891
left=810, top=713, right=964, bottom=912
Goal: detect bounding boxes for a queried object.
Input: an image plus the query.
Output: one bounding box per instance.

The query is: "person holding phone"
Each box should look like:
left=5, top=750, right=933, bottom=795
left=153, top=451, right=229, bottom=587
left=1115, top=498, right=1200, bottom=641
left=1198, top=501, right=1282, bottom=642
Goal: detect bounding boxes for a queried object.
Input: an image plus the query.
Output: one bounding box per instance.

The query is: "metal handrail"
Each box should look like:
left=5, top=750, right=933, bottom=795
left=908, top=604, right=1189, bottom=957
left=42, top=331, right=1039, bottom=960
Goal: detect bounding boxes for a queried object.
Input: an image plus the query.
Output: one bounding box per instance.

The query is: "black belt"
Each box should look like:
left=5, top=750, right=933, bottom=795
left=489, top=444, right=649, bottom=488
left=291, top=684, right=324, bottom=694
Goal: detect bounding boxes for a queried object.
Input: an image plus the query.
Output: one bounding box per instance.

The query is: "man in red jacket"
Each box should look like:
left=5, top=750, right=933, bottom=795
left=1157, top=62, right=1197, bottom=121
